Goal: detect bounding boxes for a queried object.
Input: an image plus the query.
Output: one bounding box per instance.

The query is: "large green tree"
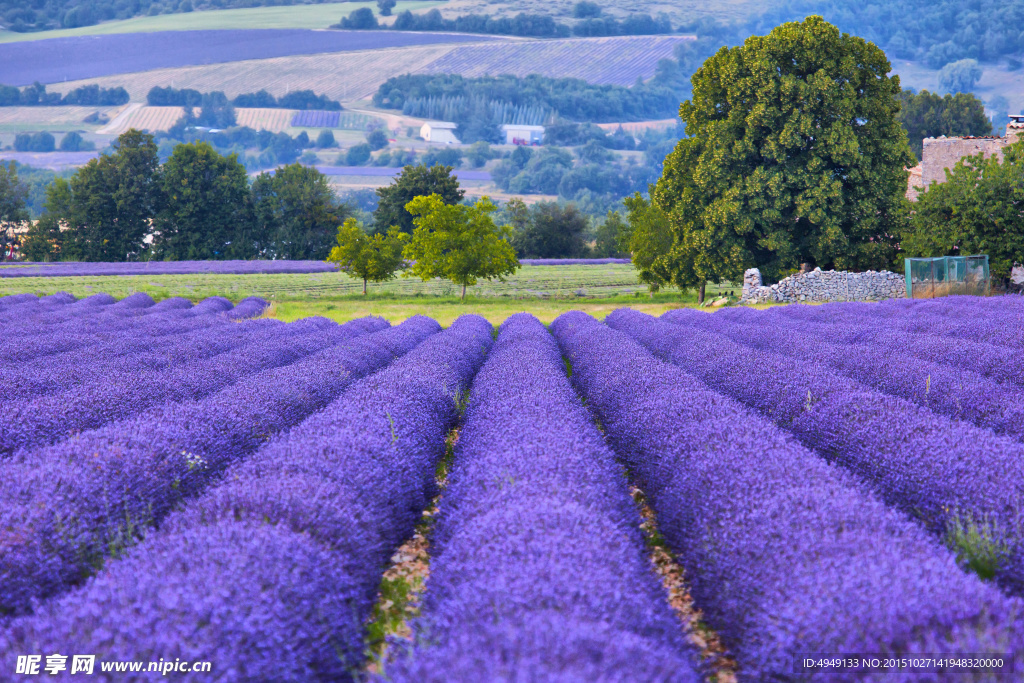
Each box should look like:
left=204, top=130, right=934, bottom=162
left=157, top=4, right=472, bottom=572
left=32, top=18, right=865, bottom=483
left=153, top=141, right=250, bottom=260
left=898, top=89, right=991, bottom=160
left=53, top=129, right=160, bottom=261
left=373, top=164, right=464, bottom=235
left=656, top=16, right=914, bottom=286
left=250, top=163, right=348, bottom=260
left=0, top=161, right=29, bottom=257
left=902, top=142, right=1024, bottom=282
left=403, top=194, right=519, bottom=299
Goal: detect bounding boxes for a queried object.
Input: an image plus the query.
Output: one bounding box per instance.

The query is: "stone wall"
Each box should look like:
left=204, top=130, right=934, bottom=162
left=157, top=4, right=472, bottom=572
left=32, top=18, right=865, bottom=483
left=741, top=267, right=906, bottom=304
left=912, top=121, right=1023, bottom=197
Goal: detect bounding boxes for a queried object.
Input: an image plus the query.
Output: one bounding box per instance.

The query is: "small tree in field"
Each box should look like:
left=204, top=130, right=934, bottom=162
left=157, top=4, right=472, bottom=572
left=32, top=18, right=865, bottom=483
left=326, top=218, right=407, bottom=294
left=403, top=194, right=519, bottom=300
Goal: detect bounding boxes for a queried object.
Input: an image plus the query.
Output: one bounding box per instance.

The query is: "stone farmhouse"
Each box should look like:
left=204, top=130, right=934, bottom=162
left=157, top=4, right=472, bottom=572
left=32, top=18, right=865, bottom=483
left=907, top=114, right=1024, bottom=200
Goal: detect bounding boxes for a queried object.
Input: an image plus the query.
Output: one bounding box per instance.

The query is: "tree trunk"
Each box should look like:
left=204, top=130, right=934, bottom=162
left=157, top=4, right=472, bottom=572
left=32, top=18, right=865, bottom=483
left=698, top=282, right=706, bottom=305
left=461, top=283, right=467, bottom=301
left=363, top=278, right=367, bottom=295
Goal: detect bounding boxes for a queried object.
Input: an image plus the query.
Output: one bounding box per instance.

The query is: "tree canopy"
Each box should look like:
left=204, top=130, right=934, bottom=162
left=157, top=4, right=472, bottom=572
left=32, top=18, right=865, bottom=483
left=655, top=16, right=914, bottom=287
left=902, top=142, right=1024, bottom=281
left=373, top=164, right=464, bottom=235
left=152, top=141, right=250, bottom=260
left=897, top=90, right=992, bottom=160
left=326, top=218, right=406, bottom=294
left=403, top=194, right=519, bottom=299
left=509, top=202, right=590, bottom=259
left=251, top=163, right=349, bottom=260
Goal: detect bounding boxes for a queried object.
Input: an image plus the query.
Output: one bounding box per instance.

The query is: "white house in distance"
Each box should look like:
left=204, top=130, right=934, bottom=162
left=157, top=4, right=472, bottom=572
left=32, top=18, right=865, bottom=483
left=502, top=123, right=544, bottom=145
left=420, top=121, right=460, bottom=144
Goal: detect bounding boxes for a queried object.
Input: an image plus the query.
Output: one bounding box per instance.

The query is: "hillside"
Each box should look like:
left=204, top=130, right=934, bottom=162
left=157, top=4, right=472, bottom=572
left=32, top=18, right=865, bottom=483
left=44, top=35, right=691, bottom=102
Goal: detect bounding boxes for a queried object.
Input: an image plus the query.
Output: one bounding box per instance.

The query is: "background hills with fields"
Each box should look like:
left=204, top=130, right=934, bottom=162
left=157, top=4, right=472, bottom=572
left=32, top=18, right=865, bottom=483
left=0, top=0, right=1020, bottom=225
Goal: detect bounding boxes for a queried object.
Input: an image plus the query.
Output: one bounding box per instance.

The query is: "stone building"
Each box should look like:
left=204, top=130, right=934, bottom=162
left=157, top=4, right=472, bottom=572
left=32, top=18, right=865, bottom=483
left=907, top=114, right=1024, bottom=200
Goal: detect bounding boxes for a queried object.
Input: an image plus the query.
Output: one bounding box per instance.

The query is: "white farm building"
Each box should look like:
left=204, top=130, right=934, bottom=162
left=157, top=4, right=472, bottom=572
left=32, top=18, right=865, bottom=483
left=420, top=121, right=460, bottom=144
left=502, top=124, right=545, bottom=145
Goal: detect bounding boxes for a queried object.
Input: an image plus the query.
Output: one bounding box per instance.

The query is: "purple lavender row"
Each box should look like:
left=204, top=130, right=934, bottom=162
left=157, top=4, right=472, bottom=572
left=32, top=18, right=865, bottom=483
left=774, top=298, right=1024, bottom=350
left=0, top=316, right=491, bottom=681
left=551, top=311, right=1024, bottom=681
left=0, top=315, right=421, bottom=617
left=667, top=308, right=1024, bottom=440
left=0, top=313, right=351, bottom=457
left=0, top=259, right=337, bottom=278
left=1, top=293, right=236, bottom=338
left=0, top=296, right=241, bottom=363
left=1, top=304, right=268, bottom=403
left=721, top=305, right=1024, bottom=388
left=609, top=309, right=1024, bottom=594
left=0, top=293, right=38, bottom=310
left=386, top=314, right=699, bottom=682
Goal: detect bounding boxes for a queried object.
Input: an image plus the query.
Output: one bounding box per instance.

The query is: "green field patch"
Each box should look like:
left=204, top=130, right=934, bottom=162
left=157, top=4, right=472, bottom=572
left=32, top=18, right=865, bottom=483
left=0, top=2, right=443, bottom=42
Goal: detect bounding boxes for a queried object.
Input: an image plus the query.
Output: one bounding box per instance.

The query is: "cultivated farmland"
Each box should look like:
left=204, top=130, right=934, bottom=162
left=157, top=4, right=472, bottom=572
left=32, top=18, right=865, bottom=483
left=0, top=29, right=501, bottom=87
left=233, top=107, right=295, bottom=133
left=0, top=291, right=1022, bottom=680
left=100, top=105, right=185, bottom=135
left=45, top=35, right=693, bottom=102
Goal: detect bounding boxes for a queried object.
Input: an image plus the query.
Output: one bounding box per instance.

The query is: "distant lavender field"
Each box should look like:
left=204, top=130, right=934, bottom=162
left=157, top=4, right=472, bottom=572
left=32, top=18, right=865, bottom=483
left=0, top=259, right=631, bottom=277
left=0, top=261, right=336, bottom=277
left=318, top=166, right=493, bottom=181
left=0, top=30, right=498, bottom=87
left=519, top=259, right=631, bottom=266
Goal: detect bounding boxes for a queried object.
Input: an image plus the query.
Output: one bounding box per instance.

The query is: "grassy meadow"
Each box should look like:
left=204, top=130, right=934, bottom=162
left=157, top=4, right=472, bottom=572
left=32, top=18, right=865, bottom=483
left=0, top=264, right=745, bottom=326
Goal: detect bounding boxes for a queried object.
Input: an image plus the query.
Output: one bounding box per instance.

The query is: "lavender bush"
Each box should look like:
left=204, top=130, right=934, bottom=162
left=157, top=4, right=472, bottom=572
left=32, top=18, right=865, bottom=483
left=385, top=314, right=699, bottom=682
left=552, top=310, right=1024, bottom=681
left=720, top=305, right=1024, bottom=388
left=0, top=315, right=492, bottom=682
left=665, top=308, right=1024, bottom=440
left=0, top=316, right=431, bottom=615
left=610, top=309, right=1024, bottom=594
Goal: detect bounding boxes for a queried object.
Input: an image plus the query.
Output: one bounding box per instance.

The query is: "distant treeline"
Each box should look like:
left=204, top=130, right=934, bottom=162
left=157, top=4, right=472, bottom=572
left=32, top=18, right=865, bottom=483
left=897, top=89, right=991, bottom=160
left=335, top=8, right=672, bottom=38
left=12, top=130, right=94, bottom=153
left=0, top=82, right=129, bottom=106
left=374, top=74, right=679, bottom=125
left=147, top=87, right=341, bottom=111
left=20, top=130, right=347, bottom=262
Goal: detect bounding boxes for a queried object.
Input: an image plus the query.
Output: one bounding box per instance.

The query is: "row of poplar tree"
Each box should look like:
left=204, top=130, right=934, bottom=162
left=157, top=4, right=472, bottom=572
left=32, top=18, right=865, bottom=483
left=19, top=130, right=346, bottom=262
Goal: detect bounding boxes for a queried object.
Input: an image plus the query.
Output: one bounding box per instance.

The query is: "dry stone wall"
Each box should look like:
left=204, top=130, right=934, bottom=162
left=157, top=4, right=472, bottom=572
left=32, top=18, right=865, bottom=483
left=741, top=267, right=906, bottom=304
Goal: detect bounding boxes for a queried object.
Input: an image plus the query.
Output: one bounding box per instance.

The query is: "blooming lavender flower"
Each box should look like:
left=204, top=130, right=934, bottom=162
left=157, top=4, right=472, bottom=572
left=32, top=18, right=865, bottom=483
left=0, top=315, right=491, bottom=682
left=609, top=308, right=1024, bottom=595
left=384, top=313, right=699, bottom=682
left=664, top=308, right=1024, bottom=440
left=552, top=310, right=1024, bottom=681
left=717, top=305, right=1024, bottom=389
left=0, top=315, right=420, bottom=615
left=0, top=293, right=37, bottom=310
left=0, top=313, right=366, bottom=456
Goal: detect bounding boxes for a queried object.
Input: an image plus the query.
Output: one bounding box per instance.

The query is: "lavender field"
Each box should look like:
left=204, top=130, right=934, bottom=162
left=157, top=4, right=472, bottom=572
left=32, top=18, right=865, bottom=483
left=0, top=260, right=336, bottom=278
left=0, top=30, right=498, bottom=87
left=1, top=292, right=1023, bottom=681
